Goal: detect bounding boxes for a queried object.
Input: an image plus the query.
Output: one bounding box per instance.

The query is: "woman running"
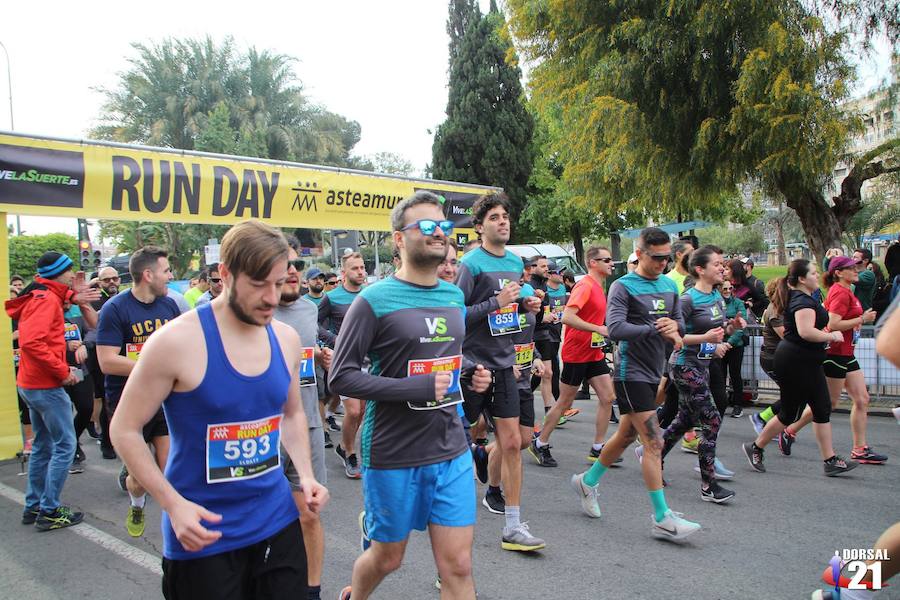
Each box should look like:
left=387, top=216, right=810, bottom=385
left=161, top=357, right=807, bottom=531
left=742, top=259, right=858, bottom=476
left=776, top=256, right=886, bottom=463
left=749, top=277, right=787, bottom=434
left=656, top=245, right=744, bottom=503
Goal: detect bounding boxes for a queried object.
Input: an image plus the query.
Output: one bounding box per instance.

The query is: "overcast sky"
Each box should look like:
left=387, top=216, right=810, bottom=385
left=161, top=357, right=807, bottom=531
left=1, top=0, right=893, bottom=237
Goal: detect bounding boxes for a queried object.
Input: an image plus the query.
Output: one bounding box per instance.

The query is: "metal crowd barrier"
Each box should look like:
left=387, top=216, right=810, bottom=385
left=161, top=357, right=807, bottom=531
left=740, top=324, right=900, bottom=407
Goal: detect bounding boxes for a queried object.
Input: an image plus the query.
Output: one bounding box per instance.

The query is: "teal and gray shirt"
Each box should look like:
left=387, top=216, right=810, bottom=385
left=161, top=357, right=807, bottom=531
left=541, top=283, right=568, bottom=344
left=607, top=272, right=685, bottom=384
left=303, top=293, right=325, bottom=306
left=456, top=246, right=526, bottom=370
left=328, top=277, right=468, bottom=470
left=317, top=285, right=360, bottom=347
left=274, top=298, right=323, bottom=429
left=670, top=288, right=726, bottom=371
left=511, top=309, right=540, bottom=391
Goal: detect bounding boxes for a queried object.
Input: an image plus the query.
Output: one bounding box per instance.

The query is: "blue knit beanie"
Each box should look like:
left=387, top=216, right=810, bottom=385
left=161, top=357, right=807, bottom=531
left=37, top=252, right=74, bottom=279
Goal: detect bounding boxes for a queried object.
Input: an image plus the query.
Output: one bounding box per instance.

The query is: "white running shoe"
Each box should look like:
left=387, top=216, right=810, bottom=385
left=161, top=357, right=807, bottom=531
left=634, top=445, right=644, bottom=464
left=570, top=472, right=602, bottom=518
left=651, top=509, right=701, bottom=541
left=893, top=406, right=900, bottom=425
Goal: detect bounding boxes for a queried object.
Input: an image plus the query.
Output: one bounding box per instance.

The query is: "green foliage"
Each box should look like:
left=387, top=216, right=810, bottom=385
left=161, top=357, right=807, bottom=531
left=841, top=192, right=900, bottom=250
left=432, top=3, right=534, bottom=238
left=92, top=36, right=362, bottom=167
left=700, top=225, right=767, bottom=256
left=8, top=233, right=79, bottom=281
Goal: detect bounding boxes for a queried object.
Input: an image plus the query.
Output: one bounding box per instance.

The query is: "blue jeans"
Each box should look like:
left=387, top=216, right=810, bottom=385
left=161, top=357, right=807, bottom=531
left=18, top=387, right=76, bottom=512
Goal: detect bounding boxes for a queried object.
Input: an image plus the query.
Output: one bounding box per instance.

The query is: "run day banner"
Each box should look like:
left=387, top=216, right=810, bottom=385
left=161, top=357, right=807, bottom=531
left=0, top=132, right=497, bottom=233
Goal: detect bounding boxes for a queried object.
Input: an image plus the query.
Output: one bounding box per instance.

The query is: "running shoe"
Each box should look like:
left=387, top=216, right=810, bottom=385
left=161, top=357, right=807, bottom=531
left=587, top=445, right=623, bottom=465
left=824, top=455, right=858, bottom=477
left=749, top=412, right=766, bottom=435
left=482, top=490, right=506, bottom=514
left=68, top=459, right=84, bottom=475
left=730, top=405, right=744, bottom=418
left=358, top=510, right=370, bottom=551
left=101, top=446, right=117, bottom=460
left=680, top=435, right=699, bottom=454
left=778, top=430, right=795, bottom=456
left=323, top=431, right=334, bottom=449
left=34, top=506, right=83, bottom=531
left=338, top=586, right=352, bottom=600
left=556, top=415, right=568, bottom=427
left=21, top=506, right=39, bottom=525
left=609, top=408, right=619, bottom=424
left=335, top=445, right=362, bottom=479
left=528, top=439, right=558, bottom=467
left=850, top=446, right=888, bottom=465
left=563, top=408, right=580, bottom=419
left=742, top=442, right=766, bottom=473
left=435, top=576, right=441, bottom=590
left=501, top=523, right=546, bottom=552
left=117, top=464, right=129, bottom=492
left=700, top=482, right=735, bottom=504
left=86, top=422, right=101, bottom=440
left=472, top=445, right=489, bottom=484
left=326, top=415, right=342, bottom=432
left=893, top=406, right=900, bottom=425
left=74, top=444, right=86, bottom=463
left=651, top=510, right=701, bottom=541
left=570, top=472, right=602, bottom=518
left=126, top=506, right=145, bottom=537
left=693, top=458, right=735, bottom=480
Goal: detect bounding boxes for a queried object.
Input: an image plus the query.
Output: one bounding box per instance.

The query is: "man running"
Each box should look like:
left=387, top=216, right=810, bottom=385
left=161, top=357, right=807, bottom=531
left=110, top=221, right=328, bottom=599
left=318, top=252, right=367, bottom=478
left=330, top=192, right=489, bottom=600
left=457, top=192, right=545, bottom=552
left=530, top=246, right=617, bottom=466
left=570, top=227, right=702, bottom=541
left=97, top=246, right=180, bottom=538
left=530, top=259, right=569, bottom=418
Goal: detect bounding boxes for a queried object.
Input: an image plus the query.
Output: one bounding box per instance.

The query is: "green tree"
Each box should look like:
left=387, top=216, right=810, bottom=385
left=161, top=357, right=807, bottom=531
left=432, top=3, right=534, bottom=239
left=841, top=192, right=900, bottom=250
left=506, top=1, right=898, bottom=265
left=8, top=234, right=79, bottom=282
left=701, top=225, right=767, bottom=256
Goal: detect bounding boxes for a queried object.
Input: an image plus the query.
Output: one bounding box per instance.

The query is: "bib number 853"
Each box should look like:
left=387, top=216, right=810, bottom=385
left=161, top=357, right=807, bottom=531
left=223, top=435, right=271, bottom=460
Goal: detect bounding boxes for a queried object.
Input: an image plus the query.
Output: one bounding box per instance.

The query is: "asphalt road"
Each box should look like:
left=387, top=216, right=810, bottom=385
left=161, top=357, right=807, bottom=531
left=2, top=397, right=898, bottom=600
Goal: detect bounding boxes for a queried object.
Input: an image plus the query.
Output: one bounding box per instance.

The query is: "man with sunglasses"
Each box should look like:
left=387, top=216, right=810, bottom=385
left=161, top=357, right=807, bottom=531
left=318, top=252, right=368, bottom=479
left=90, top=266, right=123, bottom=458
left=531, top=247, right=617, bottom=466
left=457, top=192, right=545, bottom=553
left=331, top=192, right=490, bottom=600
left=571, top=227, right=702, bottom=541
left=195, top=263, right=223, bottom=307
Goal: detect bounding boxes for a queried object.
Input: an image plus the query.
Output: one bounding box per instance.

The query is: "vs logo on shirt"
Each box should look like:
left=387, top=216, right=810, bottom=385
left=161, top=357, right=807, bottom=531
left=649, top=298, right=668, bottom=315
left=425, top=317, right=448, bottom=335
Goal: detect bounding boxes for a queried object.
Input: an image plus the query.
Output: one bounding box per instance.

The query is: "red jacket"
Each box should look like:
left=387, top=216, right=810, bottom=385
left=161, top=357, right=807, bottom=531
left=5, top=277, right=74, bottom=389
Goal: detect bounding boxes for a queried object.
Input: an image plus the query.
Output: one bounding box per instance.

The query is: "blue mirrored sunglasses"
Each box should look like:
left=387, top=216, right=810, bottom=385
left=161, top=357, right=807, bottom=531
left=401, top=219, right=454, bottom=237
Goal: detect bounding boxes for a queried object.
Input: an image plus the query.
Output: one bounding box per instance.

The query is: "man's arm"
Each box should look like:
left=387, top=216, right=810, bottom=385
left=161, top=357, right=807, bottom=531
left=95, top=302, right=134, bottom=376
left=456, top=263, right=499, bottom=324
left=606, top=282, right=655, bottom=341
left=110, top=321, right=223, bottom=552
left=329, top=298, right=434, bottom=402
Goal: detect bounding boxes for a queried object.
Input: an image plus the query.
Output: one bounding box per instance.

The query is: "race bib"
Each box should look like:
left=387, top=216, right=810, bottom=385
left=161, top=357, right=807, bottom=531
left=851, top=327, right=861, bottom=346
left=299, top=347, right=316, bottom=387
left=406, top=355, right=463, bottom=411
left=515, top=342, right=535, bottom=367
left=206, top=415, right=282, bottom=483
left=488, top=303, right=521, bottom=336
left=64, top=323, right=81, bottom=342
left=697, top=342, right=717, bottom=360
left=591, top=331, right=605, bottom=348
left=125, top=343, right=143, bottom=361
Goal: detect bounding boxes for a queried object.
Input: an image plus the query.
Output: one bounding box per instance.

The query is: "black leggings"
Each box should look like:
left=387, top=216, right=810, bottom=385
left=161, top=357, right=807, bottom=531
left=531, top=342, right=561, bottom=403
left=773, top=341, right=830, bottom=425
left=659, top=358, right=728, bottom=428
left=760, top=355, right=782, bottom=416
left=65, top=375, right=95, bottom=441
left=723, top=345, right=745, bottom=407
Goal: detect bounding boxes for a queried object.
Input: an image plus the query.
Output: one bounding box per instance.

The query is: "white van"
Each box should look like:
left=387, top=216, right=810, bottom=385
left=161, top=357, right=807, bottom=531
left=507, top=243, right=586, bottom=278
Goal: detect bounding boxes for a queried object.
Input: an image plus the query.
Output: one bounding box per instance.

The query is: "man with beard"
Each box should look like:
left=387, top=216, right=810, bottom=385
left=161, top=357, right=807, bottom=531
left=111, top=221, right=328, bottom=599
left=195, top=263, right=224, bottom=307
left=331, top=192, right=490, bottom=600
left=275, top=237, right=334, bottom=600
left=318, top=252, right=368, bottom=479
left=91, top=265, right=123, bottom=458
left=303, top=267, right=327, bottom=306
left=97, top=247, right=181, bottom=538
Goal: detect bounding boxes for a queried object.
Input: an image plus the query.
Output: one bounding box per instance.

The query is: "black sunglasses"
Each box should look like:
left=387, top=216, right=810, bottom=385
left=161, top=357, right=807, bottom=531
left=647, top=254, right=671, bottom=262
left=209, top=277, right=222, bottom=283
left=325, top=280, right=339, bottom=286
left=288, top=259, right=305, bottom=270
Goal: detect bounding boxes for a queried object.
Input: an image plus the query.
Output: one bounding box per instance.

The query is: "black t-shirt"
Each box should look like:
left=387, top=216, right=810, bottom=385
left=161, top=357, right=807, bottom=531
left=783, top=290, right=828, bottom=352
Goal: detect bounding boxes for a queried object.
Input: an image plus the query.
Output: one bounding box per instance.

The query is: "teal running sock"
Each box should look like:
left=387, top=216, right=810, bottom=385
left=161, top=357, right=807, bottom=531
left=648, top=489, right=669, bottom=522
left=582, top=461, right=608, bottom=487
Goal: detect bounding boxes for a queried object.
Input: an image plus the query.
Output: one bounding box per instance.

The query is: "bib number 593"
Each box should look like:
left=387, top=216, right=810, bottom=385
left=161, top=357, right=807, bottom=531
left=223, top=436, right=271, bottom=460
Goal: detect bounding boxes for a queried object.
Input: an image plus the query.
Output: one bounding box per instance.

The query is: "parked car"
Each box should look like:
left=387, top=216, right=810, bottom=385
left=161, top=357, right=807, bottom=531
left=507, top=243, right=586, bottom=279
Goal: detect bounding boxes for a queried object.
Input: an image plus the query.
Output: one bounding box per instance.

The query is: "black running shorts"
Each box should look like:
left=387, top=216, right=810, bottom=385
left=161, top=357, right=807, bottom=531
left=462, top=367, right=520, bottom=423
left=561, top=360, right=610, bottom=387
left=822, top=355, right=860, bottom=380
left=614, top=381, right=658, bottom=415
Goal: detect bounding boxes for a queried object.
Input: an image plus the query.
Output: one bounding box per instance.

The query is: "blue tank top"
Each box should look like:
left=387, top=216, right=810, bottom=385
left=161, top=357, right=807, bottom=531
left=161, top=303, right=298, bottom=560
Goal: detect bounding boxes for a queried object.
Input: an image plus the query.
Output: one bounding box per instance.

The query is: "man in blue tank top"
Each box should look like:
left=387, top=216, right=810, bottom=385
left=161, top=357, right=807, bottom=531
left=330, top=192, right=490, bottom=600
left=110, top=221, right=329, bottom=600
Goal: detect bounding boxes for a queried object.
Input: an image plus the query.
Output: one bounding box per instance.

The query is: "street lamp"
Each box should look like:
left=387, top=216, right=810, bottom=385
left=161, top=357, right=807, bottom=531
left=0, top=40, right=19, bottom=235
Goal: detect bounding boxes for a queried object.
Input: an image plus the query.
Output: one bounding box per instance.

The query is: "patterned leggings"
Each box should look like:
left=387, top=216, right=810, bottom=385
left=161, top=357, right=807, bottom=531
left=661, top=365, right=722, bottom=485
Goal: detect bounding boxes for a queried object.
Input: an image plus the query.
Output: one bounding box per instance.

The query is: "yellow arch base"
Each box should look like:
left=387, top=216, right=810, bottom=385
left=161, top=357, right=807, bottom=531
left=0, top=214, right=23, bottom=458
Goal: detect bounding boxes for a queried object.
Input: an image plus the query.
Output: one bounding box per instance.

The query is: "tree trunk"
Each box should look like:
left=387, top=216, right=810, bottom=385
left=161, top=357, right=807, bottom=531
left=570, top=221, right=584, bottom=267
left=782, top=189, right=842, bottom=268
left=610, top=231, right=622, bottom=261
left=775, top=202, right=787, bottom=266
